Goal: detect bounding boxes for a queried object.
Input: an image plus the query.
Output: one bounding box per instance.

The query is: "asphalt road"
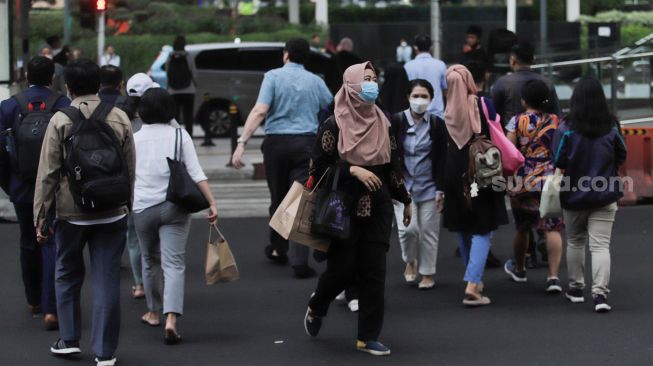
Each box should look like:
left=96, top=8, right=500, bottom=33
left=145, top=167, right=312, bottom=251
left=1, top=206, right=653, bottom=366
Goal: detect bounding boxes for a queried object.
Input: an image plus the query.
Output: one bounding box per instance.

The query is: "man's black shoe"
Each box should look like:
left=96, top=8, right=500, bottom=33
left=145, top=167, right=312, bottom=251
left=50, top=339, right=81, bottom=355
left=293, top=265, right=317, bottom=279
left=265, top=245, right=288, bottom=265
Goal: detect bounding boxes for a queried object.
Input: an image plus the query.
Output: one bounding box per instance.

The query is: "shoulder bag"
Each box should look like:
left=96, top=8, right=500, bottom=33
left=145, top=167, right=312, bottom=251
left=166, top=128, right=210, bottom=213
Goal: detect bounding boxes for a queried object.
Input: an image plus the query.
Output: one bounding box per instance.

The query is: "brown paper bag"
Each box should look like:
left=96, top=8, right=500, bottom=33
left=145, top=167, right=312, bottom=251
left=289, top=188, right=331, bottom=252
left=269, top=181, right=304, bottom=240
left=205, top=224, right=240, bottom=285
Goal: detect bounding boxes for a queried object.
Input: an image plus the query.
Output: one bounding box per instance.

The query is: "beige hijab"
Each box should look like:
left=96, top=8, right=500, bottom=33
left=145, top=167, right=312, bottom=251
left=334, top=62, right=391, bottom=166
left=444, top=65, right=482, bottom=149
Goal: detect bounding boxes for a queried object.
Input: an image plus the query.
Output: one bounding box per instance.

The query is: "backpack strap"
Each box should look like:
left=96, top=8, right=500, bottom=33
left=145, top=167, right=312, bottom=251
left=43, top=92, right=64, bottom=113
left=59, top=106, right=83, bottom=125
left=89, top=102, right=114, bottom=123
left=13, top=93, right=31, bottom=115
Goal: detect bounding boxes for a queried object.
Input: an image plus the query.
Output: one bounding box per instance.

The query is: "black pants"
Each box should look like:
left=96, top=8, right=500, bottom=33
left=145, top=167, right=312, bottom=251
left=13, top=203, right=57, bottom=314
left=172, top=93, right=194, bottom=138
left=309, top=239, right=387, bottom=342
left=262, top=134, right=314, bottom=266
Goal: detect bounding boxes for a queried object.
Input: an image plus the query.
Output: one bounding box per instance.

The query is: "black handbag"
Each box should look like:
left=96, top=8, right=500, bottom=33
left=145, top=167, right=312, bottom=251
left=312, top=165, right=351, bottom=240
left=166, top=128, right=210, bottom=213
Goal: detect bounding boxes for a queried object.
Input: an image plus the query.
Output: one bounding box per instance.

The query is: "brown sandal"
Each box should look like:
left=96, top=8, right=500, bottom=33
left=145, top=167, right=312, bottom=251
left=462, top=292, right=491, bottom=307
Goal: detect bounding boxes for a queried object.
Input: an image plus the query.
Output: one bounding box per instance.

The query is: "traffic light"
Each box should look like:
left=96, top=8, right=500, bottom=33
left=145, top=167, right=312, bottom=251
left=79, top=0, right=107, bottom=29
left=79, top=0, right=95, bottom=29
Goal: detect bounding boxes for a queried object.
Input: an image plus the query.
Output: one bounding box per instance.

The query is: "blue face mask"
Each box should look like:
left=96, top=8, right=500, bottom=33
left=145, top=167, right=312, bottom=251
left=358, top=81, right=379, bottom=103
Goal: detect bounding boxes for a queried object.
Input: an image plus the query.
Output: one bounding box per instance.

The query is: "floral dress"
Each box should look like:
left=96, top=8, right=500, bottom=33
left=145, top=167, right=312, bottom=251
left=506, top=112, right=564, bottom=232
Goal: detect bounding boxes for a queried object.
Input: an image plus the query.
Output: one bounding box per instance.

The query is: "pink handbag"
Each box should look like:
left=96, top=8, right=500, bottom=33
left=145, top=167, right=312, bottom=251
left=481, top=97, right=525, bottom=175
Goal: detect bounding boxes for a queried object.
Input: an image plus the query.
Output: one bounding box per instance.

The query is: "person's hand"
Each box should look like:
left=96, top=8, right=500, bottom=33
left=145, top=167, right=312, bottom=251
left=231, top=143, right=246, bottom=169
left=436, top=192, right=445, bottom=213
left=403, top=203, right=412, bottom=226
left=350, top=166, right=382, bottom=192
left=35, top=218, right=51, bottom=244
left=207, top=204, right=218, bottom=223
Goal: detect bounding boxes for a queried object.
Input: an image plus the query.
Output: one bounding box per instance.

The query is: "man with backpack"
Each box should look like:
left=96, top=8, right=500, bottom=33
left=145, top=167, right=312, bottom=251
left=0, top=56, right=70, bottom=330
left=33, top=59, right=135, bottom=366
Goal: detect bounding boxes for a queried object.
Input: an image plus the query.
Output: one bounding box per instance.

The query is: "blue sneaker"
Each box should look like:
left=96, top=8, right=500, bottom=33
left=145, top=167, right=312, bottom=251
left=504, top=259, right=527, bottom=283
left=356, top=340, right=392, bottom=356
left=593, top=294, right=612, bottom=313
left=304, top=307, right=322, bottom=337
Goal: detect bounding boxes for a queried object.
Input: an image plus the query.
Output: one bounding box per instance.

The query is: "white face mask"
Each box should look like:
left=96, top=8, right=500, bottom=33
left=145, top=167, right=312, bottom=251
left=400, top=41, right=408, bottom=47
left=409, top=97, right=430, bottom=115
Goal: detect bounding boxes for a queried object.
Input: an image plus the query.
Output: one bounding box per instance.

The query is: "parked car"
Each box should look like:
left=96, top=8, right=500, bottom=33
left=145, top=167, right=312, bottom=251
left=148, top=42, right=331, bottom=136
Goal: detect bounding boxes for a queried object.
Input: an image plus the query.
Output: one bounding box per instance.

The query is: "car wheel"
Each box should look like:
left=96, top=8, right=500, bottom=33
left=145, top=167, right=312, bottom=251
left=203, top=106, right=232, bottom=138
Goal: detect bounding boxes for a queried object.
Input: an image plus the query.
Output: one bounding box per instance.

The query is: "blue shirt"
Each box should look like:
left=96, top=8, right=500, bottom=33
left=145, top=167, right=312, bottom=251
left=257, top=63, right=333, bottom=135
left=0, top=86, right=71, bottom=203
left=402, top=109, right=438, bottom=203
left=403, top=53, right=448, bottom=119
left=98, top=88, right=122, bottom=105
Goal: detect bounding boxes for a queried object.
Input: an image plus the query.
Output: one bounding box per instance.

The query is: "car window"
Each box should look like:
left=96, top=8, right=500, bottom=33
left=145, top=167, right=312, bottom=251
left=195, top=48, right=240, bottom=70
left=237, top=48, right=283, bottom=71
left=195, top=47, right=283, bottom=72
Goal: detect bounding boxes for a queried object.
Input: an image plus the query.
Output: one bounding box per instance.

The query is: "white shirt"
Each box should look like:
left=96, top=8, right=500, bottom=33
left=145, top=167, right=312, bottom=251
left=404, top=53, right=448, bottom=119
left=133, top=123, right=208, bottom=213
left=100, top=54, right=121, bottom=67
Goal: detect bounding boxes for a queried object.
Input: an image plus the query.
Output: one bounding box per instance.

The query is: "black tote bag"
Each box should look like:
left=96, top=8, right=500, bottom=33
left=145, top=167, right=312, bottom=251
left=312, top=165, right=351, bottom=240
left=166, top=128, right=210, bottom=213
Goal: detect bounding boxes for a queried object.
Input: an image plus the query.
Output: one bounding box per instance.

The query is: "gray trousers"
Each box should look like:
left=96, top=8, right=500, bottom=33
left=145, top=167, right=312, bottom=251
left=55, top=218, right=127, bottom=359
left=133, top=202, right=191, bottom=316
left=563, top=202, right=618, bottom=297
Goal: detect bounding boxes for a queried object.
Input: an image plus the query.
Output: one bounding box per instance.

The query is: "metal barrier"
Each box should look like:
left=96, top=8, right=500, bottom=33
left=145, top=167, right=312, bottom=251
left=620, top=126, right=653, bottom=205
left=532, top=51, right=653, bottom=114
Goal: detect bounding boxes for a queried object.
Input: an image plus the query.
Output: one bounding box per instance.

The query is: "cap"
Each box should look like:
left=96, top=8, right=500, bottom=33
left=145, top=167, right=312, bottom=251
left=126, top=73, right=160, bottom=97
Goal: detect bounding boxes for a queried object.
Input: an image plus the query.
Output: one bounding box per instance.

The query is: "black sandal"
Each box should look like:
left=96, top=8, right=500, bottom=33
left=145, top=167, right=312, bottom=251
left=164, top=328, right=182, bottom=345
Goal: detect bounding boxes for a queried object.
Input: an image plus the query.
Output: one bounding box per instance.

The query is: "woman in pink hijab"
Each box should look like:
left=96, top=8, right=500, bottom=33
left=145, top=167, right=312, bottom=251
left=441, top=65, right=508, bottom=307
left=303, top=62, right=412, bottom=356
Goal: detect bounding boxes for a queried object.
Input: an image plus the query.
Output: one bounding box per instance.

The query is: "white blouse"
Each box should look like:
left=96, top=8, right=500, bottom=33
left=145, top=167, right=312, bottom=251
left=133, top=123, right=207, bottom=213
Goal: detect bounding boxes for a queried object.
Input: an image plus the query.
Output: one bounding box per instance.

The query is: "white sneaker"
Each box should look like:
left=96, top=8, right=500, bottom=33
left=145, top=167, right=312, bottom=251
left=95, top=357, right=117, bottom=366
left=335, top=291, right=346, bottom=301
left=348, top=299, right=359, bottom=312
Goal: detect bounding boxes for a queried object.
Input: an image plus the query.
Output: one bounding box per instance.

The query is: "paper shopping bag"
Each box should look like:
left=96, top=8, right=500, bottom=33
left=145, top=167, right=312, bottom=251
left=269, top=181, right=304, bottom=240
left=205, top=224, right=240, bottom=285
left=290, top=188, right=331, bottom=252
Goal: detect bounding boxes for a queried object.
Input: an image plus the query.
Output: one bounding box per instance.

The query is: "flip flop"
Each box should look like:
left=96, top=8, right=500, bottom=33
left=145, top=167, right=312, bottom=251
left=462, top=293, right=491, bottom=307
left=141, top=314, right=160, bottom=327
left=164, top=328, right=182, bottom=345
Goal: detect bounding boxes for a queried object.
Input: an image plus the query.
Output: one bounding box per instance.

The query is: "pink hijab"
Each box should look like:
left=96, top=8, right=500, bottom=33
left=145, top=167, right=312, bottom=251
left=334, top=62, right=391, bottom=166
left=444, top=65, right=482, bottom=149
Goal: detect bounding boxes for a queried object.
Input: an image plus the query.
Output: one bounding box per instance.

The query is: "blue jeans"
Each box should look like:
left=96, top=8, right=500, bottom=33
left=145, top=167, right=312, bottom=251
left=457, top=232, right=493, bottom=284
left=55, top=218, right=126, bottom=359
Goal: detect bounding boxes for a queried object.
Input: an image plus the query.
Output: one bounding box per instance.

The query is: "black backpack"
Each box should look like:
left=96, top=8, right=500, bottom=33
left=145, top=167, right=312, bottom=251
left=167, top=52, right=192, bottom=90
left=60, top=102, right=131, bottom=212
left=13, top=92, right=64, bottom=181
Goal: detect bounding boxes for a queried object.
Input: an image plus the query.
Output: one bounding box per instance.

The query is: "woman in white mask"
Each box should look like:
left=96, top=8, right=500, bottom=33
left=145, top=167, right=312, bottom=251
left=390, top=79, right=448, bottom=290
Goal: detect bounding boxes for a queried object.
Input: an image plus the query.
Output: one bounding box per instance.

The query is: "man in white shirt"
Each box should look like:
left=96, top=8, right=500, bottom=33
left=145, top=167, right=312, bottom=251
left=100, top=45, right=121, bottom=67
left=396, top=38, right=412, bottom=64
left=404, top=35, right=448, bottom=119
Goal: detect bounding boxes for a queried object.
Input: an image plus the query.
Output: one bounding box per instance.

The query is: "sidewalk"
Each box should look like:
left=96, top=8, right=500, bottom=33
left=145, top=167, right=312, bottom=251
left=0, top=136, right=270, bottom=221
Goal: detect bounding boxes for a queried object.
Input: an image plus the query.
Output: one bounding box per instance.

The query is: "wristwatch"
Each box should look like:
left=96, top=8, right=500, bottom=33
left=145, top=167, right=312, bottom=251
left=237, top=136, right=248, bottom=146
